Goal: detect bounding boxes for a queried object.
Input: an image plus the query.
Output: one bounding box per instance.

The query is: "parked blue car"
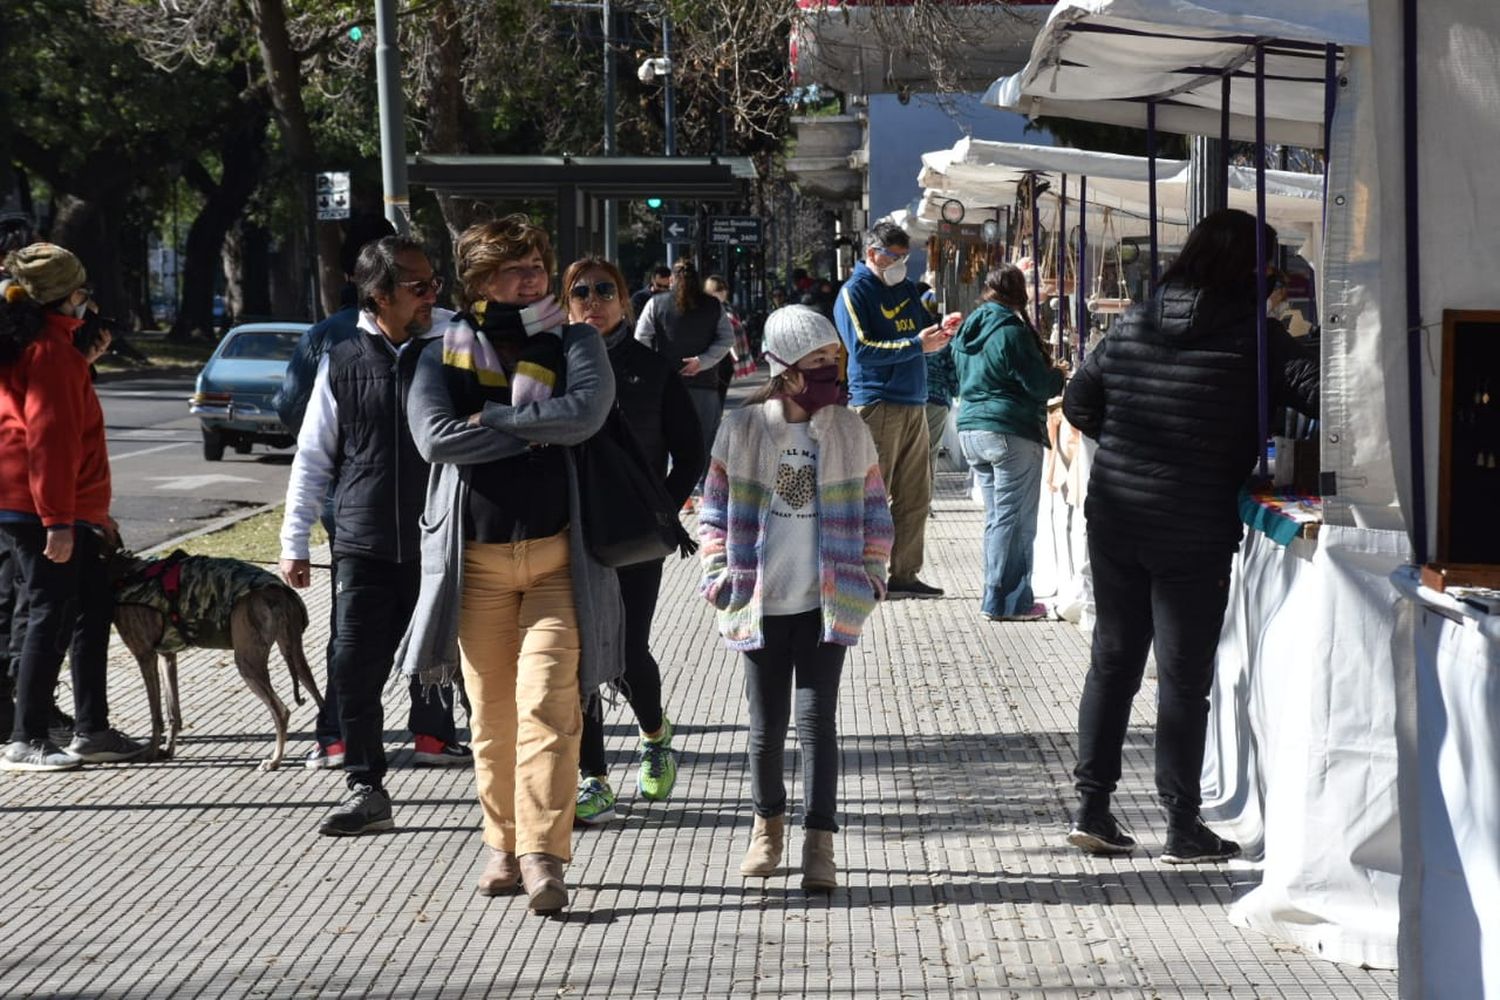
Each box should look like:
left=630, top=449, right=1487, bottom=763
left=189, top=322, right=307, bottom=461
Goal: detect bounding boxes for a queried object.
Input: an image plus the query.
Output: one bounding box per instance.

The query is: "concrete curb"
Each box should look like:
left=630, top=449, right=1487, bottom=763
left=141, top=501, right=282, bottom=557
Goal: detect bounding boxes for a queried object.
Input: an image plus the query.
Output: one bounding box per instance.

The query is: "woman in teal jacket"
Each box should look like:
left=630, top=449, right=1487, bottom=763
left=952, top=264, right=1066, bottom=621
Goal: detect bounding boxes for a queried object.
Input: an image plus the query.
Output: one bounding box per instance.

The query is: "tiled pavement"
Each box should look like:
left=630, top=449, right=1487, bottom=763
left=0, top=475, right=1399, bottom=998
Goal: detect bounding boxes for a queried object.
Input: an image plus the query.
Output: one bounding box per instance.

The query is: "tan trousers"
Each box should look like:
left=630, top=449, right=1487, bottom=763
left=458, top=530, right=581, bottom=861
left=858, top=401, right=931, bottom=582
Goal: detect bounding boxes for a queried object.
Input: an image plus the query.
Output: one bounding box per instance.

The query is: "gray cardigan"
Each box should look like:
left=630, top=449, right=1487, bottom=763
left=395, top=322, right=624, bottom=711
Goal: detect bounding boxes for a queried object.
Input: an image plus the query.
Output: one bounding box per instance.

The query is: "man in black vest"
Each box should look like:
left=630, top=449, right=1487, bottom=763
left=277, top=236, right=454, bottom=836
left=634, top=259, right=735, bottom=464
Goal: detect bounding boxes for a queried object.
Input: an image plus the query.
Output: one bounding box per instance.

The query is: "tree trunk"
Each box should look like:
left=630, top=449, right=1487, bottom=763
left=51, top=192, right=131, bottom=323
left=249, top=0, right=341, bottom=317
left=171, top=103, right=269, bottom=341
left=224, top=220, right=273, bottom=321
left=425, top=0, right=481, bottom=246
left=267, top=225, right=305, bottom=320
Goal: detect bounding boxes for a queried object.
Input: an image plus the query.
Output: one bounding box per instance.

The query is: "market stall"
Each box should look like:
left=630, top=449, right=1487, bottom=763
left=988, top=2, right=1500, bottom=992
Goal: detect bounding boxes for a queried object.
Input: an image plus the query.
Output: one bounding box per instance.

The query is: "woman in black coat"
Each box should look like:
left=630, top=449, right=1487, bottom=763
left=562, top=256, right=704, bottom=825
left=1061, top=209, right=1319, bottom=864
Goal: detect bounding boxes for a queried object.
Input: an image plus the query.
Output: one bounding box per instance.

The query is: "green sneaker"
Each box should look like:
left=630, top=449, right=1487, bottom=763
left=637, top=717, right=678, bottom=801
left=575, top=776, right=617, bottom=826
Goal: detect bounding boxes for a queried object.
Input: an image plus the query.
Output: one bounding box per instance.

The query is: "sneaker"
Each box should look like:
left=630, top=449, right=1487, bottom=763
left=988, top=602, right=1050, bottom=622
left=637, top=717, right=678, bottom=801
left=318, top=783, right=394, bottom=837
left=575, top=776, right=617, bottom=825
left=886, top=578, right=944, bottom=600
left=412, top=734, right=472, bottom=767
left=1067, top=811, right=1137, bottom=856
left=65, top=729, right=147, bottom=763
left=1, top=739, right=82, bottom=772
left=305, top=741, right=346, bottom=770
left=48, top=704, right=75, bottom=743
left=1161, top=817, right=1241, bottom=865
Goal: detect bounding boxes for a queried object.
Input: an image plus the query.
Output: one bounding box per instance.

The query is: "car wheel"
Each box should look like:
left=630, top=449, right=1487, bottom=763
left=202, top=428, right=225, bottom=462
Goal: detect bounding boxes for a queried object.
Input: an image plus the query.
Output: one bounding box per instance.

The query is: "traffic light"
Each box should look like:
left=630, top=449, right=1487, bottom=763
left=646, top=198, right=663, bottom=210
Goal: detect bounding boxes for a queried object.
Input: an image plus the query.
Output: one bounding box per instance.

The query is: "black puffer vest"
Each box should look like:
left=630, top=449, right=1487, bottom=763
left=1065, top=283, right=1319, bottom=550
left=646, top=291, right=722, bottom=388
left=326, top=331, right=430, bottom=563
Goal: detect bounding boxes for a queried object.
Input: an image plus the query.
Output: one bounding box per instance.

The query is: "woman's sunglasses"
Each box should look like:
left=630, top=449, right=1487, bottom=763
left=569, top=280, right=618, bottom=302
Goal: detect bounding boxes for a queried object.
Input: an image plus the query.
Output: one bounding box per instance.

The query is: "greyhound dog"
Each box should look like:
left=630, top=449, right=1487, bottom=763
left=107, top=547, right=323, bottom=770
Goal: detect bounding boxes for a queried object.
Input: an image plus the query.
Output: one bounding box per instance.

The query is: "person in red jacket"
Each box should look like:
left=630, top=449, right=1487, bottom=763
left=0, top=243, right=145, bottom=771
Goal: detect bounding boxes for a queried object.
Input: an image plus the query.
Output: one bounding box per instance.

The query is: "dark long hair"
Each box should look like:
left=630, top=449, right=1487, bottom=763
left=1159, top=208, right=1278, bottom=293
left=672, top=259, right=704, bottom=313
left=0, top=286, right=48, bottom=366
left=979, top=263, right=1048, bottom=357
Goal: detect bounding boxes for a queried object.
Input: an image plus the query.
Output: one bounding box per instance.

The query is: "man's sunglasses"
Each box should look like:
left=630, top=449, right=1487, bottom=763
left=569, top=280, right=618, bottom=302
left=870, top=245, right=909, bottom=263
left=396, top=276, right=444, bottom=298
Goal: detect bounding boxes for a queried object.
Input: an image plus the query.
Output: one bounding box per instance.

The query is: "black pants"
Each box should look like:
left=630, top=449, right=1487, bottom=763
left=579, top=558, right=666, bottom=778
left=744, top=610, right=846, bottom=832
left=0, top=523, right=112, bottom=742
left=314, top=521, right=457, bottom=749
left=330, top=555, right=423, bottom=792
left=1074, top=531, right=1234, bottom=821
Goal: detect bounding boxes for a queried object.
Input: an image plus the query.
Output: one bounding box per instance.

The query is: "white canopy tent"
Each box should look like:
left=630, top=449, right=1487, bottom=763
left=978, top=2, right=1500, bottom=994
left=982, top=0, right=1368, bottom=146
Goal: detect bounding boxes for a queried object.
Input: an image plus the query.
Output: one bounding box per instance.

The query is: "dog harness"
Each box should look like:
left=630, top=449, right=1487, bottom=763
left=114, top=550, right=298, bottom=653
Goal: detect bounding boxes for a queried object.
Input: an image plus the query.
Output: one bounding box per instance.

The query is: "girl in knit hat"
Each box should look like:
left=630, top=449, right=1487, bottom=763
left=698, top=304, right=893, bottom=891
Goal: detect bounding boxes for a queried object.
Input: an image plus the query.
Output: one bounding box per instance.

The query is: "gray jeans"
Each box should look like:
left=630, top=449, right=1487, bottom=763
left=743, top=610, right=847, bottom=832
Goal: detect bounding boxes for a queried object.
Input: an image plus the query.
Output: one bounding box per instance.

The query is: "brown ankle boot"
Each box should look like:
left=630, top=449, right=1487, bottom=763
left=801, top=829, right=836, bottom=891
left=476, top=847, right=520, bottom=896
left=738, top=814, right=785, bottom=877
left=518, top=853, right=568, bottom=914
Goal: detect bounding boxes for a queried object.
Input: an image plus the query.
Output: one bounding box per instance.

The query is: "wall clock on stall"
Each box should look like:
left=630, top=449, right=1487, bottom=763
left=941, top=199, right=965, bottom=224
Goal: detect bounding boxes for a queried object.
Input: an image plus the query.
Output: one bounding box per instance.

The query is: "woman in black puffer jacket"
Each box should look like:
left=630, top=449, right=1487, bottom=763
left=1061, top=209, right=1319, bottom=864
left=562, top=256, right=704, bottom=827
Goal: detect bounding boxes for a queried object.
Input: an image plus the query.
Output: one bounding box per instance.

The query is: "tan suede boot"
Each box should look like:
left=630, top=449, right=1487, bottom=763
left=738, top=814, right=785, bottom=877
left=519, top=853, right=568, bottom=915
left=476, top=847, right=520, bottom=896
left=801, top=829, right=837, bottom=891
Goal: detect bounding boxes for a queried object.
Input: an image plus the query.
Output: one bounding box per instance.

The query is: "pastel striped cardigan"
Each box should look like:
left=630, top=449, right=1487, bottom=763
left=698, top=400, right=894, bottom=651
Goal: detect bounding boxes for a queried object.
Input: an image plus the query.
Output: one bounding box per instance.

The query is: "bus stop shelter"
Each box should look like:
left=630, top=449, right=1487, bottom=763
left=405, top=154, right=758, bottom=264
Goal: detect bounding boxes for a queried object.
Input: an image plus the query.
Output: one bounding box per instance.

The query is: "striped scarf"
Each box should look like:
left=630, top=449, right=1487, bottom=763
left=441, top=301, right=565, bottom=405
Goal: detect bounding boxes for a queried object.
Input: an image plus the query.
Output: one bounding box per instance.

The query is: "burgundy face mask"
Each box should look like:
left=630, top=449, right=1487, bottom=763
left=787, top=363, right=846, bottom=413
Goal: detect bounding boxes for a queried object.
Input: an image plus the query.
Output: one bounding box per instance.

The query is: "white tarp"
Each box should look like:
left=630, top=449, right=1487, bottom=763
left=983, top=0, right=1368, bottom=145
left=1391, top=569, right=1500, bottom=999
left=1203, top=524, right=1407, bottom=969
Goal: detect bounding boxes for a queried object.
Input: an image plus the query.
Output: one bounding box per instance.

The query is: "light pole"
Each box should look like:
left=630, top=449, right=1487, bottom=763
left=639, top=16, right=676, bottom=264
left=375, top=0, right=410, bottom=235
left=602, top=0, right=616, bottom=257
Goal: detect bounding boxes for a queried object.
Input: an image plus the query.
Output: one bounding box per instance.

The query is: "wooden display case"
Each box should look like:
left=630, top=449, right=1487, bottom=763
left=1427, top=310, right=1500, bottom=590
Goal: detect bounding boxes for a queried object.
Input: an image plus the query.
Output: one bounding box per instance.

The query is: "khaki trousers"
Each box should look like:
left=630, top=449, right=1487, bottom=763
left=458, top=531, right=581, bottom=861
left=857, top=401, right=931, bottom=582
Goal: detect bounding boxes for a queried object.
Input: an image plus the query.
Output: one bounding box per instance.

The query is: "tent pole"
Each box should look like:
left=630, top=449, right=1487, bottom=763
left=1254, top=42, right=1270, bottom=479
left=1147, top=101, right=1159, bottom=289
left=1322, top=44, right=1337, bottom=206
left=1402, top=0, right=1427, bottom=563
left=1077, top=175, right=1088, bottom=364
left=1057, top=173, right=1068, bottom=350
left=1030, top=174, right=1041, bottom=321
left=1220, top=75, right=1232, bottom=207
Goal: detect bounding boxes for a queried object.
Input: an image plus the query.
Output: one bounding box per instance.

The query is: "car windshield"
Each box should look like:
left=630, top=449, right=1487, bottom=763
left=220, top=331, right=300, bottom=361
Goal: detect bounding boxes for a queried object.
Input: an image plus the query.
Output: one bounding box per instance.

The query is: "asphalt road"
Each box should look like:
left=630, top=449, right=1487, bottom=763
left=99, top=373, right=294, bottom=552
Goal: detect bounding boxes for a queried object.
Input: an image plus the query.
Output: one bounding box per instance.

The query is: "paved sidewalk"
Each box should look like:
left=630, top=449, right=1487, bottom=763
left=1, top=473, right=1397, bottom=999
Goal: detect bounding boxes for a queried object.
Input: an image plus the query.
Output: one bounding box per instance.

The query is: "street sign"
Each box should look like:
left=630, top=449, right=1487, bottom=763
left=661, top=214, right=697, bottom=243
left=315, top=171, right=351, bottom=221
left=707, top=215, right=763, bottom=247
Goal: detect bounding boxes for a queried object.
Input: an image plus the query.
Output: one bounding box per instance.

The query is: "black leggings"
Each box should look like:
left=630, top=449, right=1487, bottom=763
left=1, top=523, right=112, bottom=742
left=579, top=559, right=666, bottom=778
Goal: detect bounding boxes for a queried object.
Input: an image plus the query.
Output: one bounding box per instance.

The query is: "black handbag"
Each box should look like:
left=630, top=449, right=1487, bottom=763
left=577, top=405, right=697, bottom=568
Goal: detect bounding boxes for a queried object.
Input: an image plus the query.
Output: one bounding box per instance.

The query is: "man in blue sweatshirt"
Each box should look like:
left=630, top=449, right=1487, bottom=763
left=834, top=222, right=962, bottom=598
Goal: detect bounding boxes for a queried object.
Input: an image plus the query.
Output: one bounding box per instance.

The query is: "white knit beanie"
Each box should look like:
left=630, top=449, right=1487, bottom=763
left=762, top=304, right=839, bottom=375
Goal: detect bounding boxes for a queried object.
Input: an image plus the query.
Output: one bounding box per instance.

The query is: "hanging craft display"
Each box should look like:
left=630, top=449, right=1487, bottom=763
left=1087, top=208, right=1133, bottom=314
